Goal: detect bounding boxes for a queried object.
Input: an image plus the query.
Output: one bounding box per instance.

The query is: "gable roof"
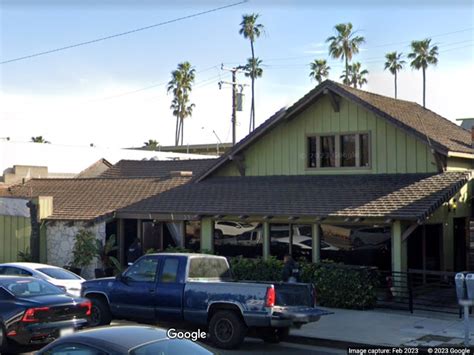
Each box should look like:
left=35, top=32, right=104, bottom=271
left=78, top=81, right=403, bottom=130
left=75, top=158, right=113, bottom=178
left=197, top=80, right=472, bottom=181
left=3, top=177, right=190, bottom=221
left=119, top=172, right=470, bottom=222
left=99, top=159, right=216, bottom=179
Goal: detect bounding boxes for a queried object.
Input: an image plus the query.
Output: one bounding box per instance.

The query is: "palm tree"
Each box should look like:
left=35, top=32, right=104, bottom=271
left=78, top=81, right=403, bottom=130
left=239, top=13, right=264, bottom=132
left=326, top=23, right=365, bottom=85
left=143, top=139, right=159, bottom=150
left=341, top=62, right=369, bottom=88
left=31, top=136, right=50, bottom=143
left=384, top=51, right=406, bottom=99
left=167, top=62, right=196, bottom=146
left=309, top=59, right=331, bottom=84
left=244, top=57, right=263, bottom=89
left=408, top=38, right=439, bottom=108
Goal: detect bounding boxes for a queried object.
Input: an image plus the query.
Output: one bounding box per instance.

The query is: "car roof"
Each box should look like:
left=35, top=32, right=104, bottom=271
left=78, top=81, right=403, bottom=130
left=58, top=326, right=169, bottom=351
left=0, top=262, right=61, bottom=270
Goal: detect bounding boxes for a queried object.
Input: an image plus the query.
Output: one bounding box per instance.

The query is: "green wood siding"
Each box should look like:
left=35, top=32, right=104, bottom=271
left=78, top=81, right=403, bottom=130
left=0, top=215, right=31, bottom=263
left=217, top=96, right=437, bottom=176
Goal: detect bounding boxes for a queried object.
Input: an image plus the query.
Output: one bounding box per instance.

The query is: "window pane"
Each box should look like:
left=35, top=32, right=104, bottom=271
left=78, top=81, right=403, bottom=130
left=125, top=257, right=158, bottom=282
left=160, top=258, right=179, bottom=283
left=308, top=137, right=317, bottom=167
left=188, top=257, right=232, bottom=280
left=360, top=133, right=370, bottom=167
left=341, top=134, right=356, bottom=167
left=38, top=268, right=81, bottom=280
left=320, top=136, right=335, bottom=167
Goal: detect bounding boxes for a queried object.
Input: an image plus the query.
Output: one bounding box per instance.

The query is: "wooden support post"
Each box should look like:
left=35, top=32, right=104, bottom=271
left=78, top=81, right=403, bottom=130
left=312, top=223, right=321, bottom=263
left=263, top=222, right=270, bottom=260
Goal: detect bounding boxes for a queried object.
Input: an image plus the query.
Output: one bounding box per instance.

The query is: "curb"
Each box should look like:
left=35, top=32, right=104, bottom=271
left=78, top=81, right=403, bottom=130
left=285, top=334, right=373, bottom=349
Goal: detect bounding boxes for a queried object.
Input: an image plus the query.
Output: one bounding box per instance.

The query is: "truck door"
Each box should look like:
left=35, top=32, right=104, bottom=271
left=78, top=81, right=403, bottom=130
left=155, top=255, right=185, bottom=321
left=109, top=255, right=159, bottom=320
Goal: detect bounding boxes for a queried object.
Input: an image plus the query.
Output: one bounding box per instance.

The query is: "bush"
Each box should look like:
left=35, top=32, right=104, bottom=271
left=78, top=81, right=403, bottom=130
left=72, top=230, right=98, bottom=269
left=229, top=257, right=378, bottom=310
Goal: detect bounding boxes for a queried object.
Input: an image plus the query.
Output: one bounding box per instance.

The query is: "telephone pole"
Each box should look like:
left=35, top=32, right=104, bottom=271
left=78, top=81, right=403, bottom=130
left=219, top=64, right=247, bottom=146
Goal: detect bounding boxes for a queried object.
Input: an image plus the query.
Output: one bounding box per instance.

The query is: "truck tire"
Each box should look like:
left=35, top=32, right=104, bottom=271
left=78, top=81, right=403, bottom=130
left=89, top=297, right=112, bottom=327
left=259, top=327, right=289, bottom=343
left=209, top=310, right=246, bottom=349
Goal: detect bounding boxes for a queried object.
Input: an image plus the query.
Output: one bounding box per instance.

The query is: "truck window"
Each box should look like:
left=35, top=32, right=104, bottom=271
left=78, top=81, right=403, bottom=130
left=124, top=257, right=158, bottom=282
left=160, top=258, right=179, bottom=283
left=188, top=257, right=232, bottom=280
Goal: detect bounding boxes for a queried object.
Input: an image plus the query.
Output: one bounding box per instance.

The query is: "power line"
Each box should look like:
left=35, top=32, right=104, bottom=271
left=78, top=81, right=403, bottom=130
left=1, top=1, right=247, bottom=65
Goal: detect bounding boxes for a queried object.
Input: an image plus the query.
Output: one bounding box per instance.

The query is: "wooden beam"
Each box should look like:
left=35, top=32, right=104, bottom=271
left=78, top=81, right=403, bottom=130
left=402, top=223, right=418, bottom=242
left=323, top=89, right=340, bottom=112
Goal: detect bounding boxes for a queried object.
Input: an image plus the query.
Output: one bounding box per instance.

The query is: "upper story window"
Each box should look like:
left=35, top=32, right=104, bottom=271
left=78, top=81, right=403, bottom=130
left=308, top=132, right=370, bottom=169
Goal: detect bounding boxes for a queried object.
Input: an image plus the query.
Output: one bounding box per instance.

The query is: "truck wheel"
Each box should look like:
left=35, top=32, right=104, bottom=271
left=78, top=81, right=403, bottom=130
left=259, top=327, right=289, bottom=343
left=89, top=297, right=112, bottom=327
left=209, top=310, right=246, bottom=349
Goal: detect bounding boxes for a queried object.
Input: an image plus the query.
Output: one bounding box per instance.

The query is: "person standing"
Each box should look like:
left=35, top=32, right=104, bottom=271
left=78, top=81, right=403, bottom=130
left=127, top=237, right=143, bottom=265
left=282, top=254, right=300, bottom=283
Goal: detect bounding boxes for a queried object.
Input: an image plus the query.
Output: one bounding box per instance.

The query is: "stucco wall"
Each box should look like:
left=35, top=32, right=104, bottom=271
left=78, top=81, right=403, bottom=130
left=46, top=221, right=105, bottom=279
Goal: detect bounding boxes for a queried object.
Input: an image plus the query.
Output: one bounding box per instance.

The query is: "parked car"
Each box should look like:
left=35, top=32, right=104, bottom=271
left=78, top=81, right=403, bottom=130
left=214, top=221, right=258, bottom=238
left=273, top=236, right=339, bottom=251
left=37, top=325, right=213, bottom=355
left=0, top=276, right=90, bottom=353
left=0, top=262, right=85, bottom=297
left=81, top=253, right=331, bottom=349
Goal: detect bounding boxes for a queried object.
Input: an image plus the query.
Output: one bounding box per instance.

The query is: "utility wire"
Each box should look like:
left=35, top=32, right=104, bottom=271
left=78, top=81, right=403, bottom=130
left=0, top=0, right=247, bottom=65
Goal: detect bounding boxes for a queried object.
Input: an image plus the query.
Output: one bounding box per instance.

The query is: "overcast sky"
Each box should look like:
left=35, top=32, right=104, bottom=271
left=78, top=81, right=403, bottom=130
left=1, top=0, right=473, bottom=148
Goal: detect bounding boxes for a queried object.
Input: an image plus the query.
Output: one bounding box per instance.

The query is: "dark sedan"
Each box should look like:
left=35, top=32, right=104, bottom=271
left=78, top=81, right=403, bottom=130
left=0, top=276, right=90, bottom=353
left=37, top=326, right=214, bottom=355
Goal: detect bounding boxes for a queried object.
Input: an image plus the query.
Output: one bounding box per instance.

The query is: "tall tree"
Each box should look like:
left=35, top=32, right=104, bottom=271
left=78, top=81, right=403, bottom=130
left=384, top=51, right=406, bottom=99
left=31, top=136, right=50, bottom=143
left=341, top=62, right=369, bottom=88
left=326, top=22, right=365, bottom=85
left=408, top=38, right=439, bottom=108
left=239, top=13, right=264, bottom=132
left=244, top=57, right=263, bottom=90
left=309, top=59, right=330, bottom=84
left=143, top=139, right=159, bottom=150
left=167, top=62, right=196, bottom=146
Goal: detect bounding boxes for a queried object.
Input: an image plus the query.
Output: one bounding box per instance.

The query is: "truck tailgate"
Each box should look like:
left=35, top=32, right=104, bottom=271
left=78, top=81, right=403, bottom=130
left=274, top=283, right=313, bottom=307
left=271, top=306, right=332, bottom=325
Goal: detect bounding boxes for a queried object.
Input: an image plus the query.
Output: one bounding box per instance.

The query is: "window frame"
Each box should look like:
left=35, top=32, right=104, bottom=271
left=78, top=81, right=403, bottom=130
left=306, top=131, right=371, bottom=170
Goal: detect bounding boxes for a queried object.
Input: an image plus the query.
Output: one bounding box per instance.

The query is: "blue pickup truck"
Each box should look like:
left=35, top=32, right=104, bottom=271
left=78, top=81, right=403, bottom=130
left=81, top=253, right=330, bottom=349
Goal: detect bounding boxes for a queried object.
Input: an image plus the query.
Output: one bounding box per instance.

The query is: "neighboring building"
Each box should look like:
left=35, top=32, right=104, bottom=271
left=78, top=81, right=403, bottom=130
left=457, top=118, right=474, bottom=130
left=0, top=140, right=213, bottom=184
left=117, top=80, right=474, bottom=275
left=0, top=159, right=216, bottom=277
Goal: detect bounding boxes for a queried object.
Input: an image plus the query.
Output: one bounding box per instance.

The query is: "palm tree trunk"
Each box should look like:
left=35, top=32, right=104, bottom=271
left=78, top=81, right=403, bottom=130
left=175, top=116, right=179, bottom=146
left=422, top=67, right=426, bottom=108
left=345, top=55, right=349, bottom=85
left=394, top=72, right=398, bottom=99
left=250, top=40, right=256, bottom=132
left=181, top=118, right=184, bottom=146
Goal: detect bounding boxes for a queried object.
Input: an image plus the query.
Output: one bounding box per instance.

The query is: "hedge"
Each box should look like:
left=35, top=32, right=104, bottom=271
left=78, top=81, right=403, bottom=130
left=230, top=256, right=378, bottom=310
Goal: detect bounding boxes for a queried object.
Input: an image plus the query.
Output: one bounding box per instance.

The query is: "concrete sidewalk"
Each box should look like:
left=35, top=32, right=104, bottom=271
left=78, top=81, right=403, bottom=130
left=291, top=308, right=474, bottom=348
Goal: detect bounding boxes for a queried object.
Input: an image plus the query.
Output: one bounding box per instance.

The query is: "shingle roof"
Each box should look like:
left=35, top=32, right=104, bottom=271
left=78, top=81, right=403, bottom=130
left=196, top=80, right=472, bottom=181
left=3, top=177, right=190, bottom=221
left=100, top=159, right=216, bottom=179
left=120, top=172, right=470, bottom=222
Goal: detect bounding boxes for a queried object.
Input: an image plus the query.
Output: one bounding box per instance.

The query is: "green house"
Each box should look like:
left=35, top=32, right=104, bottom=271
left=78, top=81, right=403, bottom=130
left=118, top=80, right=474, bottom=274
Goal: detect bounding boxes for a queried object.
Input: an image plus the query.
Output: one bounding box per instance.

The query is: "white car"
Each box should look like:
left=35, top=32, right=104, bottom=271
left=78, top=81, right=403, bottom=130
left=273, top=235, right=339, bottom=251
left=0, top=262, right=85, bottom=297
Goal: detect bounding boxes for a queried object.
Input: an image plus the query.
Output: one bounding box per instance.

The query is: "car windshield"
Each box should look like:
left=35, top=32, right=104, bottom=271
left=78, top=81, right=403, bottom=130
left=0, top=278, right=64, bottom=298
left=131, top=339, right=212, bottom=355
left=38, top=267, right=82, bottom=280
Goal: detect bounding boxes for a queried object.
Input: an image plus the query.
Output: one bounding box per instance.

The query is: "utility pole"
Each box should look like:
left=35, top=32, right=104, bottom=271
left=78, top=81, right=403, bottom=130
left=219, top=64, right=247, bottom=146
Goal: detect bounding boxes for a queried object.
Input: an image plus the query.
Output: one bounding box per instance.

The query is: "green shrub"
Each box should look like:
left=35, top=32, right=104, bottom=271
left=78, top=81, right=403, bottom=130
left=72, top=230, right=98, bottom=268
left=229, top=257, right=378, bottom=310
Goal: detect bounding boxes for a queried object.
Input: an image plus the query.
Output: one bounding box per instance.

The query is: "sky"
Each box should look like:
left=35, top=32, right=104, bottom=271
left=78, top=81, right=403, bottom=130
left=1, top=0, right=473, bottom=149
